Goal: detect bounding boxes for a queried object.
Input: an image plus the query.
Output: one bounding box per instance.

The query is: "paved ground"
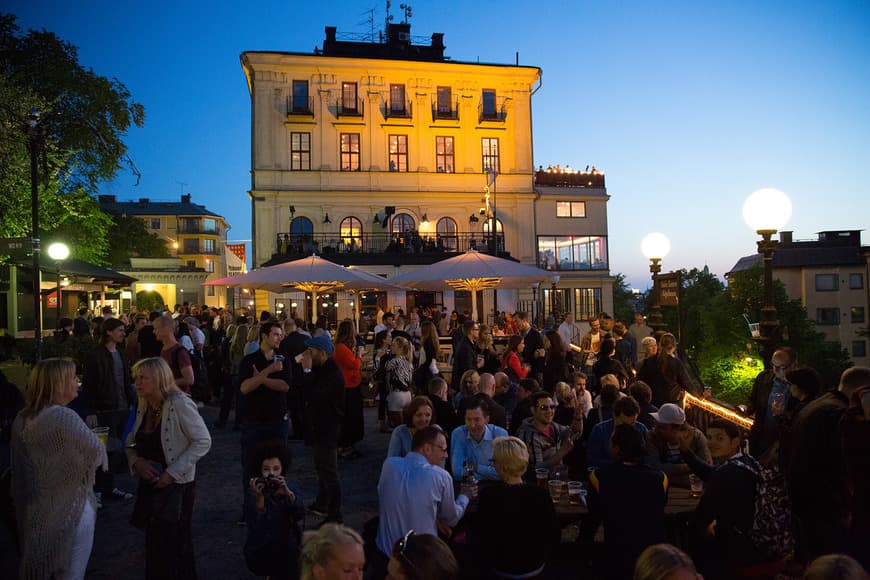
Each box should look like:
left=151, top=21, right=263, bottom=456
left=2, top=402, right=391, bottom=580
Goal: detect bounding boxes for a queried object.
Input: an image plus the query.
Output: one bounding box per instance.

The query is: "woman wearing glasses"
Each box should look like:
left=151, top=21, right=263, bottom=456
left=387, top=531, right=458, bottom=580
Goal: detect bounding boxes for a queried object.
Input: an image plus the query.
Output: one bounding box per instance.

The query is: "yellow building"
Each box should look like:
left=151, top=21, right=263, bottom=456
left=98, top=194, right=231, bottom=308
left=241, top=23, right=613, bottom=325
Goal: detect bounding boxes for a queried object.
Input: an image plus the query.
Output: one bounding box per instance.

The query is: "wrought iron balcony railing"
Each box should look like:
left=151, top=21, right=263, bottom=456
left=337, top=97, right=365, bottom=117
left=287, top=95, right=315, bottom=116
left=385, top=100, right=413, bottom=119
left=431, top=96, right=459, bottom=121
left=275, top=231, right=505, bottom=258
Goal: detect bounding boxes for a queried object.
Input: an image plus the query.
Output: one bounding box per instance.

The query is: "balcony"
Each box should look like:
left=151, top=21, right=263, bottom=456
left=336, top=97, right=364, bottom=117
left=384, top=100, right=413, bottom=119
left=535, top=169, right=606, bottom=188
left=271, top=231, right=508, bottom=266
left=179, top=223, right=222, bottom=235
left=431, top=96, right=459, bottom=121
left=286, top=95, right=314, bottom=116
left=478, top=100, right=507, bottom=123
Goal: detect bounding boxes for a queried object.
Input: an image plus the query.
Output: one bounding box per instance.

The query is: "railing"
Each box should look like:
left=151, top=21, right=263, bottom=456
left=431, top=96, right=459, bottom=121
left=275, top=231, right=505, bottom=258
left=179, top=224, right=222, bottom=235
left=385, top=100, right=413, bottom=119
left=287, top=96, right=315, bottom=116
left=478, top=100, right=507, bottom=123
left=337, top=97, right=365, bottom=117
left=535, top=170, right=606, bottom=188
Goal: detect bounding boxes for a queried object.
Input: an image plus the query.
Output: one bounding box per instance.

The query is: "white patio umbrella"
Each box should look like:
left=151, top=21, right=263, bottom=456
left=204, top=254, right=394, bottom=323
left=388, top=249, right=559, bottom=321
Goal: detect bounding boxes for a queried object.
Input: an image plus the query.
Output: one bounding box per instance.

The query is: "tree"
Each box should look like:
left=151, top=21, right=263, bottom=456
left=105, top=214, right=170, bottom=267
left=611, top=273, right=636, bottom=324
left=0, top=13, right=144, bottom=264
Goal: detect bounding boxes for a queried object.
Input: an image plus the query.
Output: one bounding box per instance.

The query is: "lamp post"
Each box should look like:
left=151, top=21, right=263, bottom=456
left=28, top=109, right=44, bottom=359
left=742, top=188, right=792, bottom=362
left=641, top=232, right=671, bottom=334
left=47, top=242, right=70, bottom=329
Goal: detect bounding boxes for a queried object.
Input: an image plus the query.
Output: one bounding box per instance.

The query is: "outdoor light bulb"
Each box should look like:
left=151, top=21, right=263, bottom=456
left=47, top=242, right=70, bottom=261
left=641, top=233, right=671, bottom=260
left=277, top=303, right=284, bottom=308
left=322, top=302, right=328, bottom=308
left=291, top=302, right=297, bottom=308
left=742, top=188, right=791, bottom=233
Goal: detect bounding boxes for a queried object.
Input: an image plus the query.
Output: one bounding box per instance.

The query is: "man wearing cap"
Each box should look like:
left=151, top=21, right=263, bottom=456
left=184, top=316, right=206, bottom=354
left=298, top=334, right=346, bottom=523
left=643, top=403, right=711, bottom=488
left=238, top=322, right=290, bottom=511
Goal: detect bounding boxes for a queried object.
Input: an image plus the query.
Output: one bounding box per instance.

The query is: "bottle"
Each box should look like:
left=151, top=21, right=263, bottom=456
left=463, top=459, right=476, bottom=484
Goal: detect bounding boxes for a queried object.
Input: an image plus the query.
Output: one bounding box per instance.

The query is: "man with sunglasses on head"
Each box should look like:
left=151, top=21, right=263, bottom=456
left=516, top=391, right=575, bottom=480
left=746, top=347, right=797, bottom=457
left=371, top=425, right=471, bottom=579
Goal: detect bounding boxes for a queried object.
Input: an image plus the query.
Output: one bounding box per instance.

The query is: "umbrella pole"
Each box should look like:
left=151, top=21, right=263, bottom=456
left=472, top=290, right=478, bottom=322
left=310, top=292, right=318, bottom=327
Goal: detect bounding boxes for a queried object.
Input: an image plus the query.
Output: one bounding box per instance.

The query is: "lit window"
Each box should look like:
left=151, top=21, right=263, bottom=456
left=556, top=201, right=586, bottom=218
left=435, top=136, right=454, bottom=173
left=389, top=135, right=408, bottom=172
left=851, top=306, right=865, bottom=324
left=341, top=82, right=358, bottom=113
left=482, top=138, right=499, bottom=173
left=390, top=84, right=406, bottom=114
left=340, top=217, right=362, bottom=247
left=291, top=132, right=311, bottom=170
left=340, top=133, right=360, bottom=171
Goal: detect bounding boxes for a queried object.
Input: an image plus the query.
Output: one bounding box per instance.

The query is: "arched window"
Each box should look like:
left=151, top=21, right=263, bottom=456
left=340, top=216, right=362, bottom=249
left=436, top=217, right=458, bottom=251
left=391, top=213, right=415, bottom=233
left=290, top=217, right=313, bottom=236
left=482, top=218, right=504, bottom=234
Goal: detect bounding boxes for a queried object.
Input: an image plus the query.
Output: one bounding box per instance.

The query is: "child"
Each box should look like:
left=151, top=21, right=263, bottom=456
left=244, top=442, right=305, bottom=580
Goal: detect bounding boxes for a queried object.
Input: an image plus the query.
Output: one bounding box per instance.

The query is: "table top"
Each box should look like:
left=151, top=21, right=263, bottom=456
left=550, top=485, right=699, bottom=518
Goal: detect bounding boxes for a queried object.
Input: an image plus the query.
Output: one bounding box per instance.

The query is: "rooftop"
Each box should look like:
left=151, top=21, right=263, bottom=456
left=727, top=230, right=869, bottom=275
left=98, top=194, right=225, bottom=219
left=535, top=166, right=605, bottom=189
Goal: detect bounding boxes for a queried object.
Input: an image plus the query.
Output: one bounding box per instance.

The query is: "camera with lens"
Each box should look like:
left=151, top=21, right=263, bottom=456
left=255, top=475, right=282, bottom=493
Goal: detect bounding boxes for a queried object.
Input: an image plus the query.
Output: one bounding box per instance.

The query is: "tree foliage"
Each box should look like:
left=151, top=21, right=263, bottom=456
left=0, top=13, right=144, bottom=264
left=105, top=214, right=170, bottom=267
left=611, top=273, right=636, bottom=323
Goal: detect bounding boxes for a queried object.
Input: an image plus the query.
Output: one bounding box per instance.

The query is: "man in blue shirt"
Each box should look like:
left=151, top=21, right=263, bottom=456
left=450, top=397, right=508, bottom=481
left=372, top=426, right=472, bottom=579
left=587, top=395, right=648, bottom=469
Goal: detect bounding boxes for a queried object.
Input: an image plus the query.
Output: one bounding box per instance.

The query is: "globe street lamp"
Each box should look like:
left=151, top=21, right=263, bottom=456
left=641, top=232, right=671, bottom=334
left=742, top=188, right=791, bottom=356
left=47, top=242, right=70, bottom=330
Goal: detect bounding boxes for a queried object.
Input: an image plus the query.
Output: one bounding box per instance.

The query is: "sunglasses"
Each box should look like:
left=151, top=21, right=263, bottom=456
left=537, top=404, right=557, bottom=411
left=394, top=530, right=416, bottom=571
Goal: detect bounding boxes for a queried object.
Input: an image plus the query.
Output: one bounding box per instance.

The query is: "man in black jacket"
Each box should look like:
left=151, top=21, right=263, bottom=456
left=515, top=312, right=545, bottom=386
left=451, top=320, right=481, bottom=392
left=299, top=335, right=345, bottom=523
left=746, top=347, right=797, bottom=457
left=278, top=317, right=308, bottom=440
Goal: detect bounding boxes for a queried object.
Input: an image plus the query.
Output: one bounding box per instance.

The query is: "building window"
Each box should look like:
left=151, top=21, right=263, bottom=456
left=150, top=218, right=160, bottom=229
left=436, top=86, right=452, bottom=116
left=574, top=288, right=602, bottom=322
left=204, top=218, right=216, bottom=234
left=854, top=340, right=867, bottom=358
left=556, top=201, right=587, bottom=218
left=482, top=89, right=497, bottom=119
left=482, top=138, right=499, bottom=173
left=203, top=239, right=215, bottom=254
left=537, top=235, right=608, bottom=271
left=436, top=217, right=458, bottom=251
left=816, top=307, right=840, bottom=325
left=815, top=274, right=839, bottom=291
left=207, top=285, right=215, bottom=296
left=341, top=82, right=358, bottom=114
left=291, top=132, right=311, bottom=170
left=390, top=84, right=406, bottom=115
left=389, top=135, right=408, bottom=172
left=183, top=239, right=199, bottom=254
left=340, top=133, right=360, bottom=171
left=850, top=273, right=864, bottom=289
left=391, top=213, right=415, bottom=233
left=291, top=80, right=309, bottom=113
left=205, top=259, right=215, bottom=273
left=187, top=260, right=196, bottom=268
left=340, top=216, right=362, bottom=248
left=851, top=306, right=865, bottom=323
left=435, top=136, right=454, bottom=173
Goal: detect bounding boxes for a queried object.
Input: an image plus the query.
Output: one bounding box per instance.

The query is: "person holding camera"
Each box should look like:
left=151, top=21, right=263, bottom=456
left=244, top=442, right=305, bottom=580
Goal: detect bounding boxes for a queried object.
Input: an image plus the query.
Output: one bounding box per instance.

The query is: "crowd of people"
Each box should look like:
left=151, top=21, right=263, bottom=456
left=2, top=302, right=869, bottom=580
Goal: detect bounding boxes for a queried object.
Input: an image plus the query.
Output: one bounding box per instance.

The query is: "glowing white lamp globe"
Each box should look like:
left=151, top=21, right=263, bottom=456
left=742, top=188, right=791, bottom=233
left=47, top=242, right=70, bottom=261
left=641, top=233, right=671, bottom=261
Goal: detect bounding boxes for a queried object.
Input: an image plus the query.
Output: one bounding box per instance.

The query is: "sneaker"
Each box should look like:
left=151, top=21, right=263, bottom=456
left=111, top=487, right=134, bottom=500
left=307, top=503, right=328, bottom=517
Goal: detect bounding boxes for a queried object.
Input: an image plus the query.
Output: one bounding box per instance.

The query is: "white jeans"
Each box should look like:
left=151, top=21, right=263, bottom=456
left=57, top=499, right=96, bottom=580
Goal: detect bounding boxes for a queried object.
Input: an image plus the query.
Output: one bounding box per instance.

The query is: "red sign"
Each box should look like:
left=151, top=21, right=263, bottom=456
left=46, top=290, right=58, bottom=309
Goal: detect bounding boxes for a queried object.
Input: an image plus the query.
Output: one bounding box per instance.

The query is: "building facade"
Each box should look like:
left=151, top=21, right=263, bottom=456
left=98, top=194, right=231, bottom=307
left=241, top=24, right=613, bottom=325
left=729, top=230, right=870, bottom=366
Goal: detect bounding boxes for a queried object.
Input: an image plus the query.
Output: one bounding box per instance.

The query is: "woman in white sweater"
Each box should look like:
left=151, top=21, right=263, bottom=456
left=125, top=357, right=211, bottom=579
left=12, top=357, right=108, bottom=580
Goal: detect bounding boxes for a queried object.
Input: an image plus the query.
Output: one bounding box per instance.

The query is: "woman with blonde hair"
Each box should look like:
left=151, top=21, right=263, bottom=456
left=476, top=324, right=500, bottom=374
left=12, top=358, right=108, bottom=580
left=385, top=336, right=415, bottom=427
left=634, top=543, right=702, bottom=580
left=472, top=436, right=558, bottom=578
left=125, top=357, right=211, bottom=579
left=300, top=522, right=365, bottom=580
left=553, top=381, right=577, bottom=426
left=216, top=323, right=248, bottom=428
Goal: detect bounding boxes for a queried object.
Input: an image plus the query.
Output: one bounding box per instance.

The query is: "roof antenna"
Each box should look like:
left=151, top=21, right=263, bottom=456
left=176, top=181, right=187, bottom=195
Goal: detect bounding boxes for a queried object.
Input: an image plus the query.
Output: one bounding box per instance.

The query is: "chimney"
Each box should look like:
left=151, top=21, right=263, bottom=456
left=181, top=194, right=191, bottom=204
left=779, top=231, right=792, bottom=245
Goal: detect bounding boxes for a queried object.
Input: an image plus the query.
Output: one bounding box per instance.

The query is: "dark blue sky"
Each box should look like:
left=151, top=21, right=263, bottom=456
left=11, top=0, right=870, bottom=287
